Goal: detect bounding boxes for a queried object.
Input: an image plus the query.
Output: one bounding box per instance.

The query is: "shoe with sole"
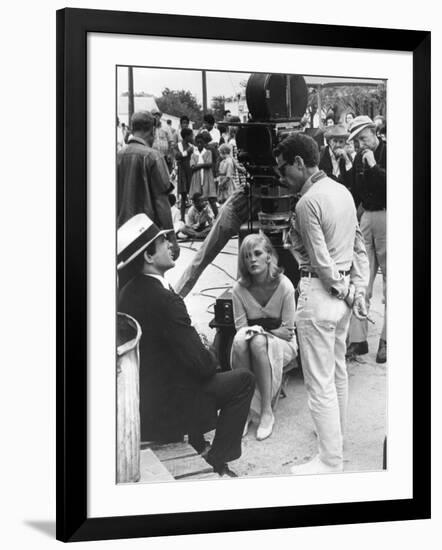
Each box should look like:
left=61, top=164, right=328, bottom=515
left=213, top=463, right=238, bottom=478
left=376, top=339, right=387, bottom=363
left=346, top=340, right=369, bottom=357
left=290, top=455, right=343, bottom=475
left=256, top=414, right=275, bottom=441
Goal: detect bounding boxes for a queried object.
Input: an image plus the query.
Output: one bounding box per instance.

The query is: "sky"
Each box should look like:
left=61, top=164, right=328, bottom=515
left=117, top=66, right=385, bottom=107
left=117, top=66, right=250, bottom=104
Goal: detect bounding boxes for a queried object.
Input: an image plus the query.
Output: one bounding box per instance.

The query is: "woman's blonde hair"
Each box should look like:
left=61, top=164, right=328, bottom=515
left=237, top=233, right=282, bottom=287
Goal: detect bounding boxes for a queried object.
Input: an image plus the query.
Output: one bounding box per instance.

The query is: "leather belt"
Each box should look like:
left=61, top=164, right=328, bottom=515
left=300, top=270, right=350, bottom=278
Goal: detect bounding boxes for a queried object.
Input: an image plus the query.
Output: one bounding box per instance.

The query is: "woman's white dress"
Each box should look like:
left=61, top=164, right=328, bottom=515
left=231, top=274, right=297, bottom=418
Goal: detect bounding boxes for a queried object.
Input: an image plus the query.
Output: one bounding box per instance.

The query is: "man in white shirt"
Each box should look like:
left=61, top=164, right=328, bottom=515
left=274, top=133, right=369, bottom=475
left=203, top=113, right=221, bottom=145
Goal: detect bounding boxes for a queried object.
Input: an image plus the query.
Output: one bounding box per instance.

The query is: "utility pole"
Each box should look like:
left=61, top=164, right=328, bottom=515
left=128, top=66, right=134, bottom=124
left=202, top=70, right=208, bottom=113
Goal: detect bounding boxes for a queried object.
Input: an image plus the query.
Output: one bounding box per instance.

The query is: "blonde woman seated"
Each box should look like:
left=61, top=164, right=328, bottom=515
left=231, top=233, right=297, bottom=441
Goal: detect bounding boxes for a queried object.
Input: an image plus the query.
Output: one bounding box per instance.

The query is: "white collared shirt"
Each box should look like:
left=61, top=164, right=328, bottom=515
left=144, top=273, right=170, bottom=290
left=195, top=147, right=207, bottom=164
left=209, top=127, right=221, bottom=144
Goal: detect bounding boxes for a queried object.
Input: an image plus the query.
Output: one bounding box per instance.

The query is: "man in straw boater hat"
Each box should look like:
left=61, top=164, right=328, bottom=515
left=318, top=124, right=354, bottom=190
left=346, top=115, right=387, bottom=364
left=117, top=214, right=255, bottom=477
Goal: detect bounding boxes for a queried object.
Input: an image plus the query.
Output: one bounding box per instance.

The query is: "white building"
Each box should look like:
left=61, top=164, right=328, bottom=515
left=224, top=94, right=249, bottom=123
left=118, top=95, right=193, bottom=129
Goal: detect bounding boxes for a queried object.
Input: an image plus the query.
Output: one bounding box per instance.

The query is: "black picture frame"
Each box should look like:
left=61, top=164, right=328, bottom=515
left=56, top=8, right=431, bottom=542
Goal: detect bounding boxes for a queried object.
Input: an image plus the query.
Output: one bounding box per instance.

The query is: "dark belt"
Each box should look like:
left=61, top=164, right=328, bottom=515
left=300, top=270, right=350, bottom=278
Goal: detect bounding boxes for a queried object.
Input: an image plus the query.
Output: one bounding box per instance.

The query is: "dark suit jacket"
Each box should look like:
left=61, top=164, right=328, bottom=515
left=118, top=274, right=218, bottom=441
left=319, top=146, right=353, bottom=191
left=351, top=139, right=386, bottom=211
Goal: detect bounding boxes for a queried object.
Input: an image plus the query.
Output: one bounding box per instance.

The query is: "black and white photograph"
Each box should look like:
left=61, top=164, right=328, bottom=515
left=1, top=0, right=437, bottom=547
left=48, top=5, right=432, bottom=544
left=115, top=66, right=388, bottom=483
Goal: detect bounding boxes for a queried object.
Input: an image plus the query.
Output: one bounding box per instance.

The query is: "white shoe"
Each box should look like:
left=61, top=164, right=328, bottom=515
left=256, top=414, right=275, bottom=441
left=242, top=416, right=251, bottom=437
left=290, top=455, right=343, bottom=475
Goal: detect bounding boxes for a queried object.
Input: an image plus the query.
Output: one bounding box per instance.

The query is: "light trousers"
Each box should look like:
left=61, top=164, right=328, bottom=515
left=348, top=209, right=387, bottom=343
left=296, top=276, right=352, bottom=467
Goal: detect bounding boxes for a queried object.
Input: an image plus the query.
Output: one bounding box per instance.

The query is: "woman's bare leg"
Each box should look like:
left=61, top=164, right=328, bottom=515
left=249, top=334, right=273, bottom=419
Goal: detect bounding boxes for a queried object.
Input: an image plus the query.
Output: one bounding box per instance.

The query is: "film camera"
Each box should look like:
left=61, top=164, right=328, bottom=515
left=211, top=74, right=308, bottom=368
left=228, top=73, right=308, bottom=257
left=235, top=73, right=308, bottom=278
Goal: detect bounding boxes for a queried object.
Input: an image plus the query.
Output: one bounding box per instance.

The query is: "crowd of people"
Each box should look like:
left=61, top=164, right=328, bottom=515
left=117, top=110, right=245, bottom=230
left=116, top=105, right=387, bottom=477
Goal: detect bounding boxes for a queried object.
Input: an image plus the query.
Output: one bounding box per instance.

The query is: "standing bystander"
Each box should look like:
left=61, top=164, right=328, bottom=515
left=346, top=115, right=387, bottom=363
left=117, top=110, right=179, bottom=260
left=151, top=109, right=174, bottom=172
left=319, top=124, right=353, bottom=190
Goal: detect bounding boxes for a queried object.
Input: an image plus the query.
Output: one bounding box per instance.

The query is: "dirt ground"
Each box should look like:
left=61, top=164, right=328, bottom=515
left=168, top=237, right=387, bottom=478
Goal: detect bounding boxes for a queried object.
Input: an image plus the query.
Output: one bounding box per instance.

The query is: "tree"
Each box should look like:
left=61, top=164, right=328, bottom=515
left=155, top=88, right=204, bottom=126
left=306, top=83, right=386, bottom=126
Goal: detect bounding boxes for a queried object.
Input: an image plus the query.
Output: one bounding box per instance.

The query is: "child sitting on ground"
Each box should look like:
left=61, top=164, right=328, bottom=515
left=180, top=192, right=214, bottom=239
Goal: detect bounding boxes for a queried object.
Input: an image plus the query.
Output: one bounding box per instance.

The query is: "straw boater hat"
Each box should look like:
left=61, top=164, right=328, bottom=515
left=347, top=115, right=376, bottom=141
left=117, top=213, right=173, bottom=270
left=324, top=124, right=350, bottom=140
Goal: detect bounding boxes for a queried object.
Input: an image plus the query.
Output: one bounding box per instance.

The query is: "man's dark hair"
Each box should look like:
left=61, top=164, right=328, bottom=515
left=168, top=193, right=177, bottom=207
left=197, top=130, right=211, bottom=144
left=180, top=115, right=190, bottom=124
left=131, top=111, right=155, bottom=133
left=130, top=247, right=146, bottom=273
left=192, top=192, right=203, bottom=203
left=127, top=237, right=160, bottom=274
left=273, top=133, right=320, bottom=168
left=181, top=128, right=193, bottom=140
left=203, top=114, right=215, bottom=125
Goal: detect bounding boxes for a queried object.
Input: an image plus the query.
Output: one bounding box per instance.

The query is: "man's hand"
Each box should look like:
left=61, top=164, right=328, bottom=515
left=334, top=147, right=346, bottom=159
left=271, top=326, right=295, bottom=342
left=353, top=294, right=368, bottom=320
left=361, top=149, right=376, bottom=168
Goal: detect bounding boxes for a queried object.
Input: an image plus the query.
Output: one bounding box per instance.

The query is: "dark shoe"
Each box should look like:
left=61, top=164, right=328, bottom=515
left=346, top=340, right=369, bottom=357
left=213, top=463, right=238, bottom=478
left=200, top=442, right=211, bottom=459
left=376, top=339, right=387, bottom=363
left=189, top=434, right=210, bottom=455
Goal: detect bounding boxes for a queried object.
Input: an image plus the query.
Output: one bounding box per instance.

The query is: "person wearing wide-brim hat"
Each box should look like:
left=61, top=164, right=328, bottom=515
left=118, top=213, right=255, bottom=477
left=318, top=124, right=353, bottom=190
left=346, top=115, right=387, bottom=364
